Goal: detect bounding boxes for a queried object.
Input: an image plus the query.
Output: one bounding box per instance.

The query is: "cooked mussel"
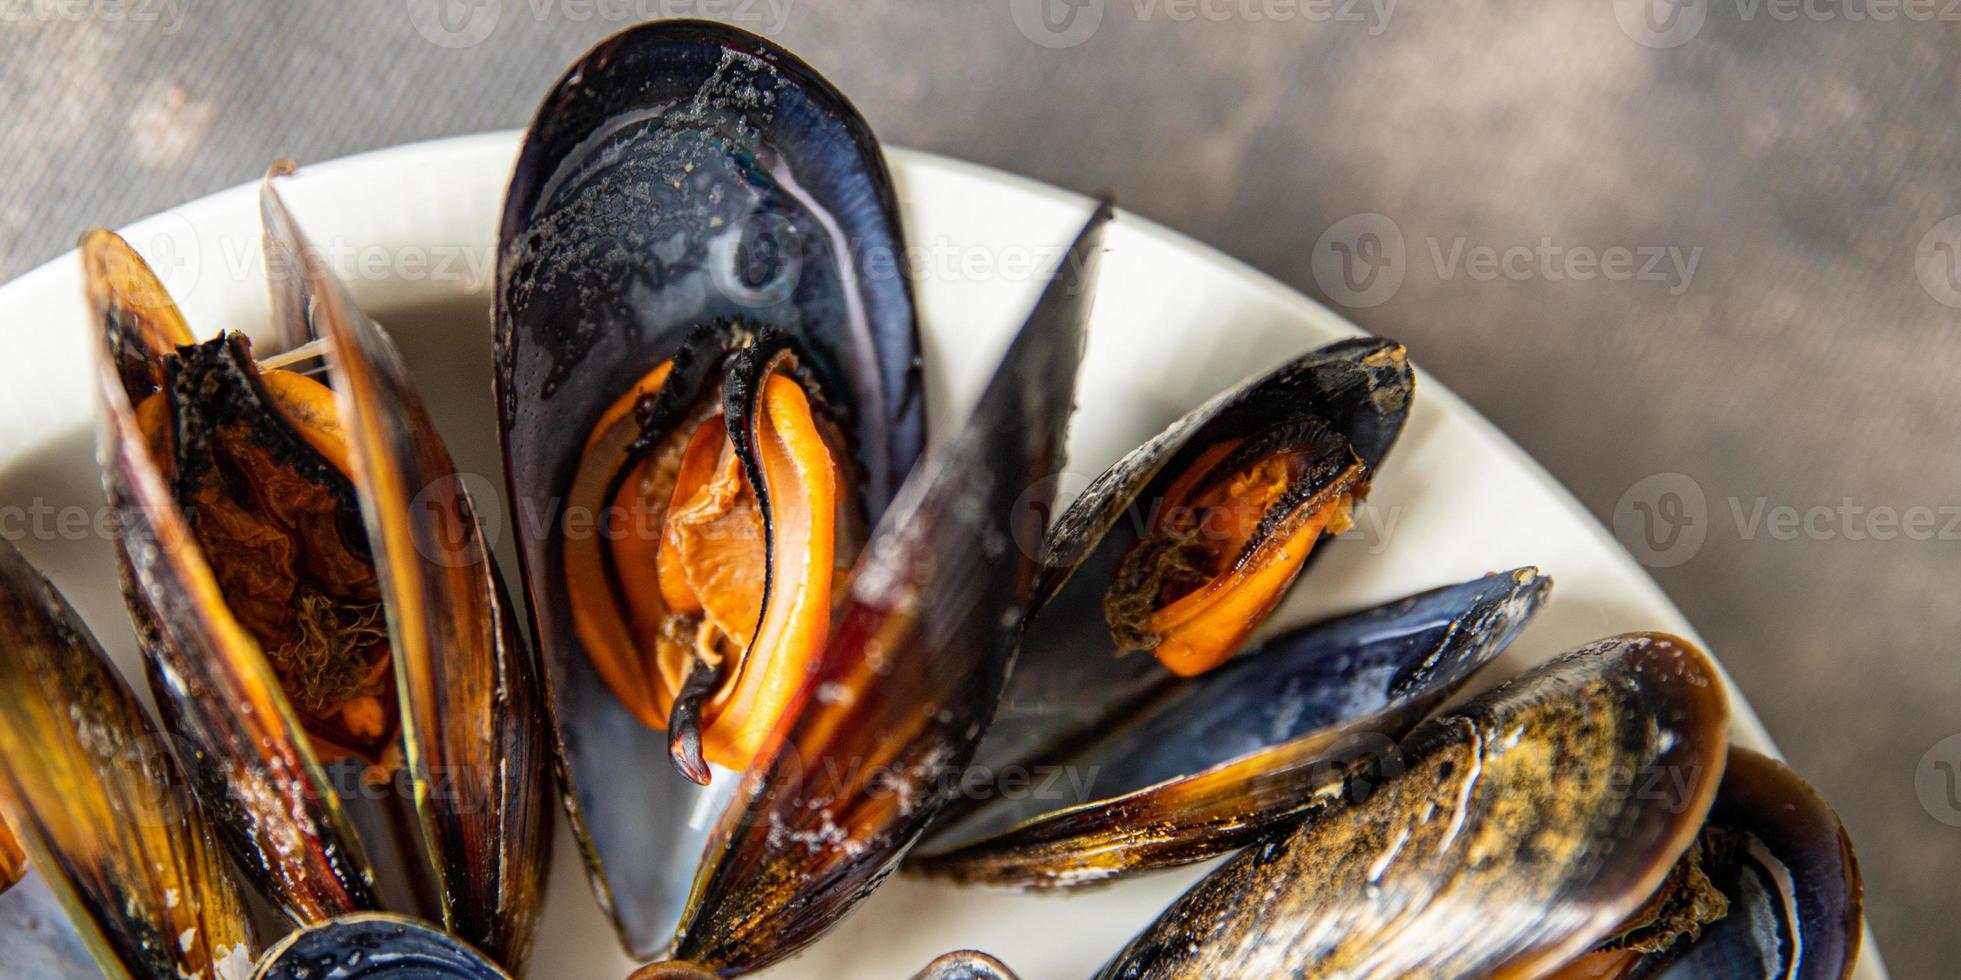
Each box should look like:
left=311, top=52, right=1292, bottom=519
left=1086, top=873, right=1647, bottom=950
left=83, top=174, right=551, bottom=970
left=1553, top=746, right=1863, bottom=979
left=974, top=340, right=1413, bottom=781
left=909, top=951, right=1021, bottom=980
left=626, top=950, right=1019, bottom=980
left=660, top=204, right=1104, bottom=973
left=1097, top=632, right=1733, bottom=979
left=0, top=537, right=253, bottom=979
left=910, top=568, right=1548, bottom=888
left=1056, top=338, right=1409, bottom=677
left=495, top=21, right=926, bottom=956
left=252, top=914, right=510, bottom=980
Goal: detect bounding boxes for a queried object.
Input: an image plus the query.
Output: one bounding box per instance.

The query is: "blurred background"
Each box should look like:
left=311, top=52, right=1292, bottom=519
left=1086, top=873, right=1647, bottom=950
left=1, top=2, right=1955, bottom=975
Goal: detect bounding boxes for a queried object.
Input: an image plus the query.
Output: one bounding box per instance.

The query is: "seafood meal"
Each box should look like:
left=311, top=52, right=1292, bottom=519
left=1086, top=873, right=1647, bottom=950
left=0, top=20, right=1862, bottom=980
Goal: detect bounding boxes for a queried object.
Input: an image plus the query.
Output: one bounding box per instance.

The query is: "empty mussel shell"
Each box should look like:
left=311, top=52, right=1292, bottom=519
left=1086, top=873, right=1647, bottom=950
left=0, top=538, right=254, bottom=980
left=911, top=568, right=1549, bottom=888
left=1098, top=632, right=1730, bottom=979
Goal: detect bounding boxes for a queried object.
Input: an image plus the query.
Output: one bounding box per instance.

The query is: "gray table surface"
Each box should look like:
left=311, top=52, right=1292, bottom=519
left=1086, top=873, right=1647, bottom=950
left=2, top=2, right=1954, bottom=976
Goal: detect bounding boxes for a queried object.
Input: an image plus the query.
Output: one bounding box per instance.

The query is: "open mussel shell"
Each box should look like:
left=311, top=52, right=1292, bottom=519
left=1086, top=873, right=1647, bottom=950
left=85, top=229, right=379, bottom=923
left=251, top=913, right=509, bottom=980
left=1098, top=632, right=1731, bottom=979
left=1557, top=746, right=1863, bottom=979
left=0, top=538, right=254, bottom=980
left=979, top=338, right=1414, bottom=779
left=495, top=21, right=923, bottom=956
left=668, top=205, right=1109, bottom=973
left=909, top=951, right=1021, bottom=980
left=628, top=950, right=1019, bottom=980
left=1653, top=748, right=1862, bottom=979
left=262, top=177, right=553, bottom=969
left=911, top=568, right=1549, bottom=888
left=497, top=16, right=920, bottom=518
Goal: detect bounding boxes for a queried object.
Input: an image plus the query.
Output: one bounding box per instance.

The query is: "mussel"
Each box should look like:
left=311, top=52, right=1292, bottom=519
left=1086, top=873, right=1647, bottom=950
left=626, top=950, right=1021, bottom=980
left=666, top=205, right=1105, bottom=972
left=911, top=568, right=1549, bottom=888
left=908, top=952, right=1022, bottom=980
left=252, top=914, right=511, bottom=980
left=970, top=339, right=1412, bottom=782
left=82, top=173, right=551, bottom=970
left=495, top=20, right=940, bottom=959
left=1092, top=632, right=1862, bottom=979
left=1552, top=746, right=1863, bottom=979
left=0, top=544, right=519, bottom=980
left=0, top=536, right=254, bottom=979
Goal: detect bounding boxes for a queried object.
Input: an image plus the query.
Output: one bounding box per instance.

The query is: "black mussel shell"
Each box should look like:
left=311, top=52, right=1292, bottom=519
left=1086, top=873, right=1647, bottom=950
left=1612, top=747, right=1862, bottom=980
left=1098, top=632, right=1730, bottom=979
left=979, top=339, right=1413, bottom=780
left=251, top=914, right=509, bottom=979
left=494, top=22, right=922, bottom=956
left=87, top=228, right=382, bottom=924
left=911, top=568, right=1549, bottom=888
left=668, top=205, right=1110, bottom=973
left=262, top=181, right=554, bottom=969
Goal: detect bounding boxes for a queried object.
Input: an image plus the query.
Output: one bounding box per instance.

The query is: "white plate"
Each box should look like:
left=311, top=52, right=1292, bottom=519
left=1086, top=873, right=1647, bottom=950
left=0, top=132, right=1882, bottom=979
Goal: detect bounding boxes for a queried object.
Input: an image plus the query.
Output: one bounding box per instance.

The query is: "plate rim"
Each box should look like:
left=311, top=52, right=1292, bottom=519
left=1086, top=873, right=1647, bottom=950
left=0, top=129, right=1885, bottom=979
